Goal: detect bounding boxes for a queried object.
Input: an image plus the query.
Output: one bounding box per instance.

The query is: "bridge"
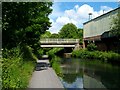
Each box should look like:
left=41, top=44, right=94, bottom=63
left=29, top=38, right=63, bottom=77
left=40, top=38, right=80, bottom=48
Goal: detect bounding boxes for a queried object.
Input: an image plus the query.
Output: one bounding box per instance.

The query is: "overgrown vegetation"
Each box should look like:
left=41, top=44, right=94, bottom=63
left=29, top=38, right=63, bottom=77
left=50, top=56, right=63, bottom=77
left=2, top=2, right=52, bottom=89
left=72, top=49, right=120, bottom=62
left=47, top=48, right=63, bottom=77
left=2, top=2, right=52, bottom=50
left=47, top=48, right=63, bottom=59
left=2, top=46, right=36, bottom=89
left=0, top=55, right=2, bottom=90
left=72, top=43, right=120, bottom=62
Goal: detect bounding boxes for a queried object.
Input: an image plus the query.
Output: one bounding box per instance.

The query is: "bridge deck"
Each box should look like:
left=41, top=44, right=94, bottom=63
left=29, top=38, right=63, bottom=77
left=40, top=38, right=79, bottom=44
left=40, top=45, right=75, bottom=47
left=40, top=39, right=79, bottom=48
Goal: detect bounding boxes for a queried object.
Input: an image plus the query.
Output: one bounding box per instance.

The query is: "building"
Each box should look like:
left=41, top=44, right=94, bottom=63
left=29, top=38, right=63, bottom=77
left=83, top=7, right=120, bottom=52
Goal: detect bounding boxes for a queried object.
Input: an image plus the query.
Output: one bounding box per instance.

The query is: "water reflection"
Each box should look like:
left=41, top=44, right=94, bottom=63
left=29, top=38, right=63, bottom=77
left=60, top=58, right=120, bottom=89
left=61, top=77, right=83, bottom=88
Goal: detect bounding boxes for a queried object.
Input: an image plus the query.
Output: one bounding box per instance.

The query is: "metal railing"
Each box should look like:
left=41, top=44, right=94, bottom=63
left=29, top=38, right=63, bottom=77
left=40, top=38, right=79, bottom=44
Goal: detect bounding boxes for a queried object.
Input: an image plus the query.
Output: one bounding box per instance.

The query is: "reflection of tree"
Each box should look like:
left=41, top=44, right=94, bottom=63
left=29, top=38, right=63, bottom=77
left=61, top=58, right=120, bottom=89
left=95, top=67, right=120, bottom=89
left=83, top=61, right=120, bottom=89
left=61, top=58, right=83, bottom=84
left=62, top=74, right=79, bottom=84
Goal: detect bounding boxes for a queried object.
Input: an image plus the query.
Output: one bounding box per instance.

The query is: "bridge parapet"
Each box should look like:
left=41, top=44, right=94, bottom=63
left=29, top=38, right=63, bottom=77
left=40, top=38, right=79, bottom=44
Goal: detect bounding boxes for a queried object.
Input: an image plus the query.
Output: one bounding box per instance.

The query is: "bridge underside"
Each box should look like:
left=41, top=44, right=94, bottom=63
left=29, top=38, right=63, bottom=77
left=40, top=45, right=75, bottom=48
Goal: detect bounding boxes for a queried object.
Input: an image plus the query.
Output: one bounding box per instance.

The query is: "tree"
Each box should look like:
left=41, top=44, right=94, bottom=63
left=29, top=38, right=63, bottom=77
left=2, top=2, right=52, bottom=50
left=110, top=8, right=120, bottom=38
left=59, top=23, right=78, bottom=38
left=58, top=23, right=83, bottom=44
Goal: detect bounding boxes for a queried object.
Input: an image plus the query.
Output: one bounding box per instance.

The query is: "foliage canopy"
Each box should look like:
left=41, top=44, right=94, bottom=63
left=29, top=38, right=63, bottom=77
left=2, top=2, right=52, bottom=50
left=59, top=23, right=78, bottom=39
left=58, top=23, right=83, bottom=43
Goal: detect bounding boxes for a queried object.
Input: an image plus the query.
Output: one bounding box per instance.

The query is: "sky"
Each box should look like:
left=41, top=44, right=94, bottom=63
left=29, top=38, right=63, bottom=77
left=48, top=1, right=119, bottom=34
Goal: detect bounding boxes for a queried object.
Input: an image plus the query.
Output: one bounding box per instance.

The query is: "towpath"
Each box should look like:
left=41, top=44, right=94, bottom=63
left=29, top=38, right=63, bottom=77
left=28, top=55, right=64, bottom=88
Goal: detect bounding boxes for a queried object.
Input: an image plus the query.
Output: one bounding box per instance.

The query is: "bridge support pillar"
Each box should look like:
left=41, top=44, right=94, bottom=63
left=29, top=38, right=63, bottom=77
left=74, top=43, right=80, bottom=51
left=83, top=41, right=86, bottom=49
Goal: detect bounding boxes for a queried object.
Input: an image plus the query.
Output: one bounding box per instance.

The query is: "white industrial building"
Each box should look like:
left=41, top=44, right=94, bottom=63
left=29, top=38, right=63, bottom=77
left=83, top=7, right=120, bottom=52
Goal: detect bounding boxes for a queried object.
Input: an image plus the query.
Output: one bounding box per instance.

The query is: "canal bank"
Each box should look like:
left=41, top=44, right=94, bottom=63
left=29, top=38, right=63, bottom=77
left=28, top=55, right=64, bottom=88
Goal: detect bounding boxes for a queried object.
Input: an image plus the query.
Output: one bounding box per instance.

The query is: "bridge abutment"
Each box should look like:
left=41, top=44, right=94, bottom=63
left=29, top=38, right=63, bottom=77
left=74, top=43, right=80, bottom=51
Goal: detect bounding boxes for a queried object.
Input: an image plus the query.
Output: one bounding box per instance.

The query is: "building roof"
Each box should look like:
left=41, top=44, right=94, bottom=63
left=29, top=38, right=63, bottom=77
left=83, top=7, right=120, bottom=25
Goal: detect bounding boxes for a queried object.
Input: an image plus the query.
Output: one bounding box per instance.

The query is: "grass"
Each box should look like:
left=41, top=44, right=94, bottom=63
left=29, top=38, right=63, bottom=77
left=47, top=48, right=63, bottom=77
left=50, top=56, right=63, bottom=77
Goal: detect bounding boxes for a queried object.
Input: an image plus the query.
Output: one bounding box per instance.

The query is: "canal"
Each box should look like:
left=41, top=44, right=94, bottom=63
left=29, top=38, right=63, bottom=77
left=58, top=58, right=120, bottom=89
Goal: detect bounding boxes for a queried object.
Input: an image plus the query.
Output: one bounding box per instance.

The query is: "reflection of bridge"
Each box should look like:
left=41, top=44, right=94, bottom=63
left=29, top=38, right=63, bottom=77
left=40, top=38, right=80, bottom=48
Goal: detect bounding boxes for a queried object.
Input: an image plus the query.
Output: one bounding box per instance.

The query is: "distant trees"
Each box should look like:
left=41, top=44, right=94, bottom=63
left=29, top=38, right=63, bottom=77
left=41, top=31, right=60, bottom=38
left=59, top=23, right=78, bottom=39
left=59, top=23, right=83, bottom=43
left=41, top=23, right=83, bottom=44
left=50, top=33, right=60, bottom=38
left=2, top=2, right=52, bottom=50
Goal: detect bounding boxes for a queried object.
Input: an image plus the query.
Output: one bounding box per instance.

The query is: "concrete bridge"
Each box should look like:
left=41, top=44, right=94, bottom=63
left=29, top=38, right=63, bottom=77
left=40, top=38, right=80, bottom=49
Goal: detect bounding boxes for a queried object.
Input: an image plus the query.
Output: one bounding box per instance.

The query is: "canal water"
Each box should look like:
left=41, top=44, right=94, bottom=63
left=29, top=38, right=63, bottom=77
left=59, top=58, right=120, bottom=89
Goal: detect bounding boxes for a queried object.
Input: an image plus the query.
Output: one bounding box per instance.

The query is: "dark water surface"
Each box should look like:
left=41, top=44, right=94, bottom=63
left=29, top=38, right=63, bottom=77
left=59, top=58, right=120, bottom=90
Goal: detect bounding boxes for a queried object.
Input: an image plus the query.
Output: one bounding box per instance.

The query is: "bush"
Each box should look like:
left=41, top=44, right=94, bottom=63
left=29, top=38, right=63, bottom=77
left=2, top=47, right=36, bottom=89
left=35, top=48, right=44, bottom=59
left=2, top=47, right=21, bottom=59
left=87, top=43, right=97, bottom=51
left=2, top=57, right=35, bottom=88
left=72, top=49, right=120, bottom=62
left=47, top=48, right=63, bottom=59
left=72, top=49, right=92, bottom=59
